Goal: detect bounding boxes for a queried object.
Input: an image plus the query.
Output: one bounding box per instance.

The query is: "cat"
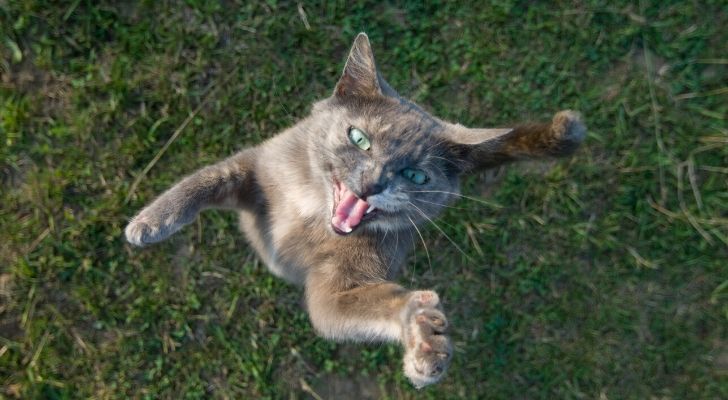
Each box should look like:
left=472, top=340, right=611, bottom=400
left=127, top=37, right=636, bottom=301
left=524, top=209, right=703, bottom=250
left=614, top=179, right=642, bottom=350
left=125, top=33, right=585, bottom=388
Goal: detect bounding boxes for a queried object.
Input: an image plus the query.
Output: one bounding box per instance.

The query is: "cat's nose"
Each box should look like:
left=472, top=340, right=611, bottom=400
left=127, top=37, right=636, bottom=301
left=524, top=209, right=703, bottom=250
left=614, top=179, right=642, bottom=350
left=360, top=183, right=384, bottom=199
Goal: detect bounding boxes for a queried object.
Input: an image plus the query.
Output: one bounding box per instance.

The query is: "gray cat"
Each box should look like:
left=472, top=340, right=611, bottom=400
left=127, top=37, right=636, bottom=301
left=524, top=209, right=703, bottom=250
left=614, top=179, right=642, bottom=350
left=125, top=33, right=585, bottom=388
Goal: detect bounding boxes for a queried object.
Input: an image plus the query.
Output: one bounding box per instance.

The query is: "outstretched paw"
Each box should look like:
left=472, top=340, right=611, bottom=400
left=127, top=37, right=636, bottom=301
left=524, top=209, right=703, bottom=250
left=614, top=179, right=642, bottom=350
left=125, top=216, right=161, bottom=246
left=125, top=212, right=182, bottom=246
left=550, top=110, right=586, bottom=150
left=402, top=290, right=452, bottom=388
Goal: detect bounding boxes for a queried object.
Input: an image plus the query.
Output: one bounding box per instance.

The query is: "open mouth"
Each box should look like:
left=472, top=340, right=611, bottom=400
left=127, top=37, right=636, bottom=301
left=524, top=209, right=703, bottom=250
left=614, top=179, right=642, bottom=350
left=331, top=179, right=378, bottom=235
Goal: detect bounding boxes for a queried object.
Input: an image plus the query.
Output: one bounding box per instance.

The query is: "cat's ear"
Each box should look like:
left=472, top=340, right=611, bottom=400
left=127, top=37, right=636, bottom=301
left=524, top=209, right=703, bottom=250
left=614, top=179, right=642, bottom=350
left=334, top=33, right=393, bottom=98
left=445, top=126, right=514, bottom=146
left=443, top=110, right=585, bottom=172
left=442, top=124, right=514, bottom=171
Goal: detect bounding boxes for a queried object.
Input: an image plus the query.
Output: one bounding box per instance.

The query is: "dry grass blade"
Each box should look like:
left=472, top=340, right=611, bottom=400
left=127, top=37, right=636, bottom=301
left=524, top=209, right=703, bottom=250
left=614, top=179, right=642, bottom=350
left=639, top=3, right=669, bottom=205
left=627, top=246, right=658, bottom=269
left=297, top=3, right=311, bottom=30
left=676, top=163, right=713, bottom=244
left=686, top=158, right=703, bottom=210
left=465, top=223, right=484, bottom=257
left=299, top=378, right=324, bottom=400
left=674, top=87, right=728, bottom=100
left=25, top=227, right=50, bottom=257
left=125, top=67, right=239, bottom=204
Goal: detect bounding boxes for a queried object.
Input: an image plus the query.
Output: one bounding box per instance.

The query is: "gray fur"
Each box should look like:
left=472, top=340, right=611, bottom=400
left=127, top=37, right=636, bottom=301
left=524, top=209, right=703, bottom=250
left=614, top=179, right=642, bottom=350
left=125, top=33, right=585, bottom=388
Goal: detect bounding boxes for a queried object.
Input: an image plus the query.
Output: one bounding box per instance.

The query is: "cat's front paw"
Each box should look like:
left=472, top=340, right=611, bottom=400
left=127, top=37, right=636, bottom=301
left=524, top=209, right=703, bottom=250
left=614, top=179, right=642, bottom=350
left=401, top=290, right=452, bottom=388
left=539, top=110, right=586, bottom=157
left=125, top=213, right=177, bottom=246
left=551, top=110, right=586, bottom=144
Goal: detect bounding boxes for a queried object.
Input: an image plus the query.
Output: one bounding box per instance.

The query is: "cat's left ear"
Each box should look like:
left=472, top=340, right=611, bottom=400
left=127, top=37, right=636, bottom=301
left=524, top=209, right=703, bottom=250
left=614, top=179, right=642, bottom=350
left=334, top=33, right=397, bottom=98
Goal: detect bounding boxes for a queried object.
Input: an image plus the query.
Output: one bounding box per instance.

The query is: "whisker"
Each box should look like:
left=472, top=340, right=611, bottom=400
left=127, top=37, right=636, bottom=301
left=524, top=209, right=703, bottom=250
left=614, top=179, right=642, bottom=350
left=405, top=225, right=417, bottom=286
left=379, top=229, right=389, bottom=247
left=428, top=155, right=461, bottom=169
left=407, top=214, right=433, bottom=278
left=315, top=146, right=347, bottom=165
left=413, top=198, right=468, bottom=210
left=406, top=190, right=503, bottom=209
left=408, top=201, right=472, bottom=261
left=394, top=228, right=402, bottom=281
left=379, top=229, right=392, bottom=277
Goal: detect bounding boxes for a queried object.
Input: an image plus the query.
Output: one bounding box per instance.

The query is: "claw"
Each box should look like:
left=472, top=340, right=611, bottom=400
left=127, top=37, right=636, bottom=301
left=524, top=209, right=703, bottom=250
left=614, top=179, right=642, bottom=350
left=402, top=291, right=451, bottom=388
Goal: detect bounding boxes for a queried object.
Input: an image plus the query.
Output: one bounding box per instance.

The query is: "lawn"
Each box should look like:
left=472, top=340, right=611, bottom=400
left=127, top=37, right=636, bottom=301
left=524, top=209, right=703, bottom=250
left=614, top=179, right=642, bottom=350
left=1, top=1, right=726, bottom=398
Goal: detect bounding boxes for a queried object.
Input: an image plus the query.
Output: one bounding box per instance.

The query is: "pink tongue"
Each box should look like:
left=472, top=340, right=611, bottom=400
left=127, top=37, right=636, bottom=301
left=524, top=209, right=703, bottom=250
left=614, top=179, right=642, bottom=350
left=332, top=187, right=370, bottom=233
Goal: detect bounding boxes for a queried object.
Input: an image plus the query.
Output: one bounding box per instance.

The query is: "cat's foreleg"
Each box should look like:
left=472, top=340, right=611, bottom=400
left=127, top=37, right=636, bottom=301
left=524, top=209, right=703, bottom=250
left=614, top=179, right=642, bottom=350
left=125, top=150, right=256, bottom=246
left=306, top=275, right=452, bottom=388
left=467, top=110, right=586, bottom=170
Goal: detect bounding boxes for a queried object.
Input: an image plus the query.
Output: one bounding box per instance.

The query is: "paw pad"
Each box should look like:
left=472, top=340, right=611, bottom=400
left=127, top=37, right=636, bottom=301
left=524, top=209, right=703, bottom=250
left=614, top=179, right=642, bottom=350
left=410, top=290, right=439, bottom=308
left=402, top=290, right=451, bottom=388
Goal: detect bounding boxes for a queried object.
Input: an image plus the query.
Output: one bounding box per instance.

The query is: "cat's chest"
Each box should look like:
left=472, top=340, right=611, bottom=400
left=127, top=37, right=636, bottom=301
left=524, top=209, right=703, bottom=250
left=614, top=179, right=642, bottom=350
left=238, top=200, right=408, bottom=284
left=237, top=196, right=328, bottom=285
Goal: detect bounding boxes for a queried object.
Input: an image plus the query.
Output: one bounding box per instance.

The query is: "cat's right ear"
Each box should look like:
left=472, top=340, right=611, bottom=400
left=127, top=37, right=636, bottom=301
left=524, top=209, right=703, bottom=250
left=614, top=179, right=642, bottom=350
left=442, top=110, right=586, bottom=172
left=441, top=124, right=514, bottom=172
left=334, top=33, right=386, bottom=98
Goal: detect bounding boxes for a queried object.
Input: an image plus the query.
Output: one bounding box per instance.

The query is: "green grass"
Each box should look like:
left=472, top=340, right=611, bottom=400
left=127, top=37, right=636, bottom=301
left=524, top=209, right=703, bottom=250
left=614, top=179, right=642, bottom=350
left=1, top=0, right=726, bottom=398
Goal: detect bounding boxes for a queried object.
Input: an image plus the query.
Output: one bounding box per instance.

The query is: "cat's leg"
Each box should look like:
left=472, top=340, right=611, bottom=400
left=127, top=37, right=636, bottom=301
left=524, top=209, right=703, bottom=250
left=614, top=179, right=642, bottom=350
left=125, top=149, right=257, bottom=246
left=473, top=110, right=586, bottom=169
left=306, top=275, right=452, bottom=388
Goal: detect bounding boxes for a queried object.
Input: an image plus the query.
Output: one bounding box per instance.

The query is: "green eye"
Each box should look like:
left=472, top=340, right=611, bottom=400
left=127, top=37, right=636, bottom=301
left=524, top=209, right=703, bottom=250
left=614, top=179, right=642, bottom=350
left=402, top=168, right=428, bottom=185
left=348, top=127, right=371, bottom=150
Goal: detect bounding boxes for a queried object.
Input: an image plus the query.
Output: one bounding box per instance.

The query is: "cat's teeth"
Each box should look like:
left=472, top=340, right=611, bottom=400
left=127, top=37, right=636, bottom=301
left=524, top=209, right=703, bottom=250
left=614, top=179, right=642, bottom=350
left=366, top=205, right=376, bottom=214
left=344, top=226, right=353, bottom=233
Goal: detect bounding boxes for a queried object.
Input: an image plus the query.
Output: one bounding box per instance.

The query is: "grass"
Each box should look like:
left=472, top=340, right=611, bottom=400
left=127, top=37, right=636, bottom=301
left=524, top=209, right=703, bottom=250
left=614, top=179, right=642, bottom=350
left=1, top=0, right=726, bottom=398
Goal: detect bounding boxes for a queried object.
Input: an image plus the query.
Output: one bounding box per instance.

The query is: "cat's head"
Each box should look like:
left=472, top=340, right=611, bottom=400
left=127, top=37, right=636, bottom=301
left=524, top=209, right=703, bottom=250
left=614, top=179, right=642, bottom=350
left=308, top=33, right=512, bottom=235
